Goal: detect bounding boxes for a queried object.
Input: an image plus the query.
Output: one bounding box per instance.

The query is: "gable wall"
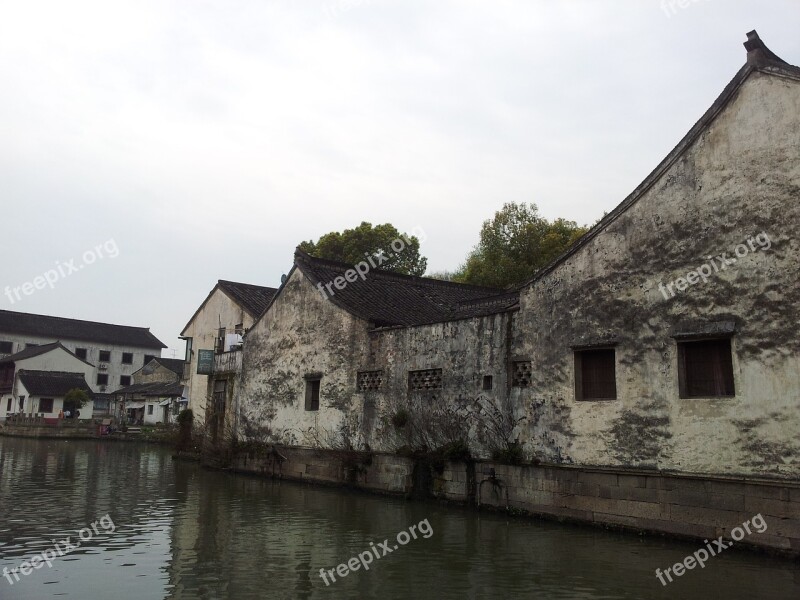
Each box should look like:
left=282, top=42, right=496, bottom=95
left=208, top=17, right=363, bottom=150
left=513, top=71, right=800, bottom=477
left=183, top=288, right=252, bottom=423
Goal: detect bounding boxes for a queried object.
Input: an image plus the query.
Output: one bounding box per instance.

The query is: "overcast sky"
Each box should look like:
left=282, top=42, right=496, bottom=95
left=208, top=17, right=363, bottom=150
left=1, top=0, right=798, bottom=356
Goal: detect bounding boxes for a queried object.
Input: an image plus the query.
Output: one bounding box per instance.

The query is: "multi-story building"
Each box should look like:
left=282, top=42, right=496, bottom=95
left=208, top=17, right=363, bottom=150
left=0, top=309, right=166, bottom=396
left=180, top=279, right=277, bottom=425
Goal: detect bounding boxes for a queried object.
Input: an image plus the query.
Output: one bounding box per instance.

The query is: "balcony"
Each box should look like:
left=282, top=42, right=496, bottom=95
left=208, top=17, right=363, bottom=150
left=213, top=349, right=242, bottom=375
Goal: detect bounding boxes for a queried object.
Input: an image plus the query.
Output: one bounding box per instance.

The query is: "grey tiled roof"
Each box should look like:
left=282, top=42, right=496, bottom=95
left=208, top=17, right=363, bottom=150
left=294, top=250, right=519, bottom=327
left=0, top=310, right=166, bottom=349
left=17, top=370, right=93, bottom=398
left=217, top=280, right=279, bottom=318
left=115, top=381, right=184, bottom=397
left=0, top=341, right=94, bottom=366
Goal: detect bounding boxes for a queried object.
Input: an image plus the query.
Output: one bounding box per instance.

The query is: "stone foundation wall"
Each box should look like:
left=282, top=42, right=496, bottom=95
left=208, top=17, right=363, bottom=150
left=230, top=447, right=800, bottom=557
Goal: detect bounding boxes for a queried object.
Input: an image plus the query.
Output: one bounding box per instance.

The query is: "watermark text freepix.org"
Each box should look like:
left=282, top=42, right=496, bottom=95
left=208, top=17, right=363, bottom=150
left=3, top=514, right=116, bottom=586
left=4, top=239, right=120, bottom=305
left=316, top=227, right=426, bottom=300
left=655, top=513, right=767, bottom=586
left=659, top=232, right=771, bottom=300
left=319, top=518, right=433, bottom=586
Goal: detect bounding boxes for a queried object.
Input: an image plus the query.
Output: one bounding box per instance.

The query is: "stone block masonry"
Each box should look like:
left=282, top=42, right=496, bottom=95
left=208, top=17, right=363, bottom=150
left=228, top=447, right=800, bottom=558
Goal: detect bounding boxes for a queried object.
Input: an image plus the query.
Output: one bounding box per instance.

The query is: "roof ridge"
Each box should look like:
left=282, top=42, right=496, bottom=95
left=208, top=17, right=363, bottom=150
left=0, top=308, right=155, bottom=332
left=294, top=248, right=504, bottom=292
left=218, top=279, right=279, bottom=292
left=521, top=30, right=799, bottom=289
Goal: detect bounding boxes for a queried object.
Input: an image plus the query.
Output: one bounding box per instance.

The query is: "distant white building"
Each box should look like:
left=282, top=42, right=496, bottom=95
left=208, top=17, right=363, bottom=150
left=114, top=357, right=186, bottom=425
left=0, top=309, right=166, bottom=402
left=0, top=342, right=95, bottom=419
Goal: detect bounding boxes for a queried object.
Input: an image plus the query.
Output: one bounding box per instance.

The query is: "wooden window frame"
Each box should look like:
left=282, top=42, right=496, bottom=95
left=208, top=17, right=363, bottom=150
left=677, top=337, right=735, bottom=399
left=574, top=347, right=617, bottom=401
left=304, top=375, right=321, bottom=411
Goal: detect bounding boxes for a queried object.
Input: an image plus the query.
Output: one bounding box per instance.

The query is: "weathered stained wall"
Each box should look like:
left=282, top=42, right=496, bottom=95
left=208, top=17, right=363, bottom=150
left=183, top=289, right=253, bottom=424
left=236, top=268, right=514, bottom=454
left=237, top=268, right=372, bottom=447
left=513, top=71, right=800, bottom=477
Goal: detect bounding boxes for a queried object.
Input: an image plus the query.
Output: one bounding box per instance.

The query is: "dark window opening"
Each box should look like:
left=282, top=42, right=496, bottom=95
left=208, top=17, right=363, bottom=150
left=6, top=398, right=12, bottom=412
left=215, top=328, right=226, bottom=354
left=678, top=339, right=735, bottom=398
left=75, top=348, right=87, bottom=360
left=144, top=354, right=157, bottom=366
left=99, top=350, right=111, bottom=362
left=305, top=378, right=321, bottom=411
left=121, top=352, right=133, bottom=364
left=97, top=374, right=109, bottom=385
left=39, top=398, right=54, bottom=413
left=147, top=405, right=154, bottom=415
left=120, top=375, right=131, bottom=386
left=482, top=375, right=493, bottom=390
left=0, top=341, right=12, bottom=354
left=575, top=348, right=617, bottom=401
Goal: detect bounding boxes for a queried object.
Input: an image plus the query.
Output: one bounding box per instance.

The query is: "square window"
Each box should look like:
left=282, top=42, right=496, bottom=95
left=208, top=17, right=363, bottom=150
left=97, top=374, right=109, bottom=386
left=120, top=375, right=131, bottom=386
left=305, top=378, right=321, bottom=411
left=144, top=354, right=157, bottom=366
left=39, top=398, right=54, bottom=413
left=99, top=350, right=111, bottom=362
left=75, top=348, right=88, bottom=360
left=0, top=341, right=12, bottom=354
left=678, top=339, right=735, bottom=398
left=575, top=348, right=617, bottom=401
left=482, top=375, right=493, bottom=390
left=122, top=352, right=133, bottom=364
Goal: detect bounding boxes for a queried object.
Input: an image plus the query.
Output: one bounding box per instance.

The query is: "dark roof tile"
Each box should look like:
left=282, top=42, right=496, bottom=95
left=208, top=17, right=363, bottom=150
left=294, top=250, right=518, bottom=327
left=0, top=310, right=166, bottom=349
left=217, top=280, right=279, bottom=318
left=17, top=370, right=93, bottom=398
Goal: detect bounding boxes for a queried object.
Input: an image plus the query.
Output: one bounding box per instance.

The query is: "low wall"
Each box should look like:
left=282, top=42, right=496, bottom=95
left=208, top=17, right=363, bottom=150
left=230, top=447, right=800, bottom=557
left=0, top=423, right=101, bottom=439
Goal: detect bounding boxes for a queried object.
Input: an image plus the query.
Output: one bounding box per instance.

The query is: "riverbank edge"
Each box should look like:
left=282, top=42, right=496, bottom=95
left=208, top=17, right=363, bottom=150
left=218, top=446, right=800, bottom=560
left=0, top=427, right=176, bottom=445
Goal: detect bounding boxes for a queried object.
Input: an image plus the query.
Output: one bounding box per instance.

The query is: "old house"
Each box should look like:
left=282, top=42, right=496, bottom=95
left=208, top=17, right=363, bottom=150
left=229, top=32, right=799, bottom=553
left=180, top=280, right=277, bottom=425
left=114, top=357, right=186, bottom=425
left=237, top=250, right=517, bottom=450
left=508, top=31, right=800, bottom=479
left=0, top=309, right=166, bottom=394
left=0, top=342, right=95, bottom=419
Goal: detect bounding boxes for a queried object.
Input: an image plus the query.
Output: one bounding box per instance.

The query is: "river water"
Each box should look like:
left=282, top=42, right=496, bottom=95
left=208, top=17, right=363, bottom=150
left=0, top=437, right=797, bottom=599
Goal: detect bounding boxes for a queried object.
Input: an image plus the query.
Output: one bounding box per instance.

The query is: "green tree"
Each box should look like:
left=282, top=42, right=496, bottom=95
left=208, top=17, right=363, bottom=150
left=63, top=388, right=90, bottom=415
left=454, top=202, right=587, bottom=288
left=298, top=222, right=428, bottom=276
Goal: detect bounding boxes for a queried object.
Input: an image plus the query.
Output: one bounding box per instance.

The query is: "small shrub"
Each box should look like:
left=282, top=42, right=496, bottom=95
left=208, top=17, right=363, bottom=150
left=491, top=442, right=525, bottom=465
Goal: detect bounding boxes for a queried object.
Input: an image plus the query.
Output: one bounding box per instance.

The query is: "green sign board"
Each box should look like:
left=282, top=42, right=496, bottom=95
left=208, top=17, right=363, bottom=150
left=197, top=349, right=215, bottom=375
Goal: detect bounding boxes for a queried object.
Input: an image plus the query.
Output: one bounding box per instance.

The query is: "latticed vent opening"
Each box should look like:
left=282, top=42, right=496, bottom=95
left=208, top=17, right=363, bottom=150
left=357, top=370, right=384, bottom=391
left=512, top=361, right=532, bottom=387
left=408, top=368, right=443, bottom=391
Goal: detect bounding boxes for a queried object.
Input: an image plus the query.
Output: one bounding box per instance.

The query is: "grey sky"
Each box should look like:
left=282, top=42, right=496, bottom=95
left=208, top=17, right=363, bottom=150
left=1, top=0, right=798, bottom=356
